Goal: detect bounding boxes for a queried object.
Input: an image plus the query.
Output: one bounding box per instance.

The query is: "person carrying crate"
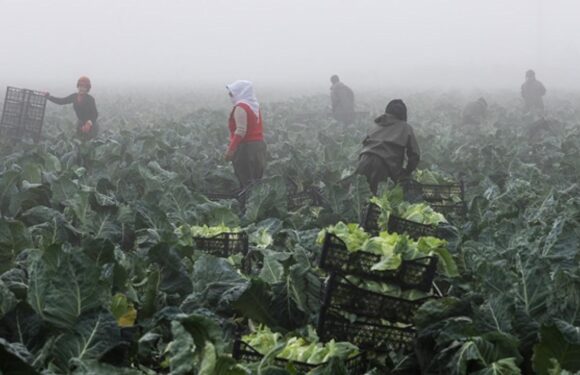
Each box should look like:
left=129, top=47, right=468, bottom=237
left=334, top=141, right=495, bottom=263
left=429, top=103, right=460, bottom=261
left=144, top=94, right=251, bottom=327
left=44, top=76, right=98, bottom=139
left=330, top=75, right=355, bottom=125
left=224, top=80, right=267, bottom=189
left=356, top=99, right=420, bottom=194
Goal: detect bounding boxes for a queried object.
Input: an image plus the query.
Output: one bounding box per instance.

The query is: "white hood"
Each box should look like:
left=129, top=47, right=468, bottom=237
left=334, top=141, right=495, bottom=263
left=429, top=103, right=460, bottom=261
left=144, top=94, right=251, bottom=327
left=226, top=80, right=260, bottom=116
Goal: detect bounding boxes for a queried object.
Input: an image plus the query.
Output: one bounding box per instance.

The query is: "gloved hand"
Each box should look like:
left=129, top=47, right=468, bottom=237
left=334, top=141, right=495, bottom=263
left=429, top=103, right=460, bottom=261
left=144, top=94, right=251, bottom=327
left=81, top=120, right=93, bottom=133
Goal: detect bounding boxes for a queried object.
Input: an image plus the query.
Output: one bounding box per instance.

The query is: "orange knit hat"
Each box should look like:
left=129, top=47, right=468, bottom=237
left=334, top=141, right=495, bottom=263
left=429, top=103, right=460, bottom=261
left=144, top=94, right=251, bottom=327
left=77, top=76, right=92, bottom=90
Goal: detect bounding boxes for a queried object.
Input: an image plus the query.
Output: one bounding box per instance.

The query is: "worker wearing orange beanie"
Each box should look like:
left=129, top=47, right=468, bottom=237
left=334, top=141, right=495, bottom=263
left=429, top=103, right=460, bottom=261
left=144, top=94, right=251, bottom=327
left=45, top=76, right=99, bottom=139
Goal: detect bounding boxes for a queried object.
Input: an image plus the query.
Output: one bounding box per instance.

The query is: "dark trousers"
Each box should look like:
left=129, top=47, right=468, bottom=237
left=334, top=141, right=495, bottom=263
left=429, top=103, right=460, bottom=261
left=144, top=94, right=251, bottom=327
left=233, top=141, right=267, bottom=189
left=355, top=153, right=392, bottom=195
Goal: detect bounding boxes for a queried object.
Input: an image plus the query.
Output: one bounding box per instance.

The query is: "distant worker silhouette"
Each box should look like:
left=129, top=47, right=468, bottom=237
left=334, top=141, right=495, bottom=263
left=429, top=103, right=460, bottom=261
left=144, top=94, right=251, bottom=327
left=330, top=75, right=355, bottom=125
left=462, top=97, right=488, bottom=126
left=521, top=69, right=546, bottom=116
left=356, top=99, right=420, bottom=195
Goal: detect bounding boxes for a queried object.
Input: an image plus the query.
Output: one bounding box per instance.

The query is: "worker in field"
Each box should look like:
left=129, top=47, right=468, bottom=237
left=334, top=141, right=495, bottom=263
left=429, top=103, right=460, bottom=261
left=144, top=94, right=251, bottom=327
left=356, top=99, right=420, bottom=194
left=224, top=80, right=267, bottom=189
left=330, top=75, right=355, bottom=125
left=44, top=76, right=98, bottom=139
left=521, top=69, right=546, bottom=115
left=462, top=97, right=488, bottom=126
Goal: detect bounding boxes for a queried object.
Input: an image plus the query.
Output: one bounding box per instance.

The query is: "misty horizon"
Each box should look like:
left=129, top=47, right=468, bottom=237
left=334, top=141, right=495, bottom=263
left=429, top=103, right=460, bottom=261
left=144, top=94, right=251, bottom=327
left=1, top=0, right=579, bottom=94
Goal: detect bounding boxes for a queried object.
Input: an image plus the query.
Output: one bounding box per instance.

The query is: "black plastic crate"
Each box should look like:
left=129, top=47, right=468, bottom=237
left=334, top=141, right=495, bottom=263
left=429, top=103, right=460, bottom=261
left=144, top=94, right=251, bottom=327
left=360, top=203, right=444, bottom=239
left=0, top=87, right=46, bottom=142
left=322, top=274, right=431, bottom=324
left=193, top=232, right=248, bottom=258
left=387, top=215, right=444, bottom=240
left=360, top=202, right=381, bottom=235
left=319, top=233, right=437, bottom=292
left=401, top=179, right=467, bottom=219
left=317, top=309, right=415, bottom=352
left=233, top=340, right=368, bottom=374
left=402, top=179, right=466, bottom=211
left=401, top=179, right=464, bottom=202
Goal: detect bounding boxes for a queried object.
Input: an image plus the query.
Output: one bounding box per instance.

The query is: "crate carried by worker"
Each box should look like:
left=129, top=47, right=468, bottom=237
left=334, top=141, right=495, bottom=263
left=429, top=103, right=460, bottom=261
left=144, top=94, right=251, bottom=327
left=0, top=87, right=47, bottom=142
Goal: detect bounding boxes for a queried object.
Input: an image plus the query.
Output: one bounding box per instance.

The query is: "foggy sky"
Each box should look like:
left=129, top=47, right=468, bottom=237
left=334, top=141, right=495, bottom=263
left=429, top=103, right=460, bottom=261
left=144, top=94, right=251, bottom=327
left=1, top=0, right=579, bottom=92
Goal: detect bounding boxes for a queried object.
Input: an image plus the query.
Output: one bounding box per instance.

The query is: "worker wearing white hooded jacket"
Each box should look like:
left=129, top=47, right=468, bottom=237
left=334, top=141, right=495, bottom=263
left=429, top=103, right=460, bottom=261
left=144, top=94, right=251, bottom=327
left=224, top=80, right=267, bottom=188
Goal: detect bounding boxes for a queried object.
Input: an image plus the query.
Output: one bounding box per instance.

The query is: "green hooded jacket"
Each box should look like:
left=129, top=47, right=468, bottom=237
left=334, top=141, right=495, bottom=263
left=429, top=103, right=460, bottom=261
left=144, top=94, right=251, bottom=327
left=359, top=113, right=420, bottom=179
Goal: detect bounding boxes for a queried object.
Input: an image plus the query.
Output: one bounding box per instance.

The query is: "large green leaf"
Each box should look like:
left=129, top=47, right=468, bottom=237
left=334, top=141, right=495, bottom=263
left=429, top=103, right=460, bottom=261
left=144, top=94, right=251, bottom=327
left=0, top=170, right=20, bottom=215
left=71, top=360, right=146, bottom=374
left=0, top=302, right=45, bottom=350
left=232, top=279, right=278, bottom=329
left=243, top=177, right=289, bottom=224
left=471, top=358, right=521, bottom=375
left=259, top=255, right=284, bottom=284
left=533, top=320, right=580, bottom=375
left=0, top=267, right=27, bottom=300
left=27, top=246, right=110, bottom=329
left=189, top=255, right=248, bottom=312
left=21, top=206, right=77, bottom=246
left=286, top=262, right=321, bottom=317
left=323, top=175, right=371, bottom=223
left=0, top=337, right=37, bottom=375
left=166, top=312, right=231, bottom=375
left=0, top=279, right=16, bottom=319
left=440, top=332, right=521, bottom=375
left=147, top=243, right=193, bottom=297
left=168, top=320, right=196, bottom=375
left=52, top=311, right=121, bottom=371
left=0, top=218, right=32, bottom=273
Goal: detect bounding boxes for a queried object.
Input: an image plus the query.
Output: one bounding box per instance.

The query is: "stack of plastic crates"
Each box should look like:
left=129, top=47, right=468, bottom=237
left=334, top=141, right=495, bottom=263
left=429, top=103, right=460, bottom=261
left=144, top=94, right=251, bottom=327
left=401, top=179, right=467, bottom=218
left=232, top=340, right=368, bottom=374
left=0, top=87, right=47, bottom=142
left=360, top=203, right=446, bottom=239
left=317, top=232, right=438, bottom=353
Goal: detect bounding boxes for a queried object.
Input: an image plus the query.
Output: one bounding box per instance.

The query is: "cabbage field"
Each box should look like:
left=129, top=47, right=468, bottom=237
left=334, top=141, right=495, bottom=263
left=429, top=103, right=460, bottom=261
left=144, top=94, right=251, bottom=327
left=1, top=92, right=580, bottom=374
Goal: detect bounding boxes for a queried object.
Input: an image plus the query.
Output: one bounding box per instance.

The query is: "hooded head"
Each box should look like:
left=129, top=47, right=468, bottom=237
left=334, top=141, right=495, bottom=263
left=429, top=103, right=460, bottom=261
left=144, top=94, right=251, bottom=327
left=526, top=69, right=536, bottom=80
left=330, top=75, right=340, bottom=85
left=226, top=80, right=260, bottom=116
left=385, top=99, right=407, bottom=121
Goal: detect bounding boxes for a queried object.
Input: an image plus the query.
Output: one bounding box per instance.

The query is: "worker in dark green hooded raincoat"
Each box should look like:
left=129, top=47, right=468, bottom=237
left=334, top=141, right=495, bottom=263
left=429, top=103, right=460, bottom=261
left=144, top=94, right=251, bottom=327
left=356, top=99, right=420, bottom=194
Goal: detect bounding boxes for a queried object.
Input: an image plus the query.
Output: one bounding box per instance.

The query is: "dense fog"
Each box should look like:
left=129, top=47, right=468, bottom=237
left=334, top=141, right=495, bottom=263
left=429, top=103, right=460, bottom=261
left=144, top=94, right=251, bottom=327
left=1, top=0, right=579, bottom=95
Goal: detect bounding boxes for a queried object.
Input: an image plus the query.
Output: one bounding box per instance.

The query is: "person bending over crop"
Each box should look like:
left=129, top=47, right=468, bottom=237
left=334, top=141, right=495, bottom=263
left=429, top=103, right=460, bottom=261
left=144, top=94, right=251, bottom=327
left=462, top=97, right=488, bottom=126
left=224, top=80, right=267, bottom=188
left=356, top=99, right=420, bottom=194
left=44, top=76, right=98, bottom=139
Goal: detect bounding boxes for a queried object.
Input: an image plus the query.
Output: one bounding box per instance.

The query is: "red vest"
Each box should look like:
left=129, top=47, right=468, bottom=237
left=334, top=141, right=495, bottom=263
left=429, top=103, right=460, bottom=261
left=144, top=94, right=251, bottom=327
left=229, top=103, right=264, bottom=143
